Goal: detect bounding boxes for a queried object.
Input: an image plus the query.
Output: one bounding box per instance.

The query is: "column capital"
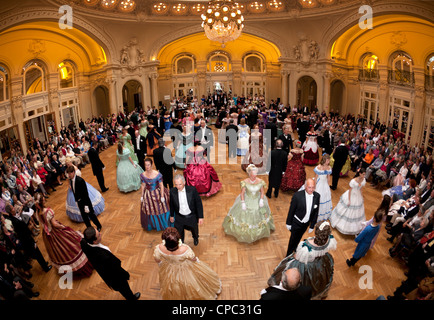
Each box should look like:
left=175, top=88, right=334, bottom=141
left=149, top=73, right=159, bottom=81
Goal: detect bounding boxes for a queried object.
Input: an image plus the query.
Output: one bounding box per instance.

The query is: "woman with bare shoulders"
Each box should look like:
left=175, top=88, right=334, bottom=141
left=281, top=140, right=306, bottom=191
left=267, top=221, right=337, bottom=300
left=153, top=227, right=221, bottom=300
left=222, top=164, right=275, bottom=243
left=140, top=158, right=171, bottom=231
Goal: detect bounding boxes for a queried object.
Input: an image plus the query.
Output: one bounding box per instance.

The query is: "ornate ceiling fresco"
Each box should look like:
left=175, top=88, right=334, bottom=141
left=45, top=0, right=363, bottom=20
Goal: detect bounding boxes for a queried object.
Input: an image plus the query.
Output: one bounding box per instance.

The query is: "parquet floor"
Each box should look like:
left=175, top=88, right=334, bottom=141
left=30, top=128, right=407, bottom=300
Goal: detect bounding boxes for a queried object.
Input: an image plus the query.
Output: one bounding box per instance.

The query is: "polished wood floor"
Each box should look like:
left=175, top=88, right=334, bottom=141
left=30, top=129, right=407, bottom=300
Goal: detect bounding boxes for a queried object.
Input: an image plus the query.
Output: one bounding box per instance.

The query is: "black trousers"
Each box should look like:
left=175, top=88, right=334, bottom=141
left=32, top=246, right=51, bottom=272
left=78, top=203, right=102, bottom=230
left=331, top=164, right=343, bottom=189
left=116, top=280, right=136, bottom=300
left=174, top=213, right=199, bottom=242
left=266, top=184, right=280, bottom=198
left=95, top=170, right=107, bottom=191
left=286, top=220, right=309, bottom=256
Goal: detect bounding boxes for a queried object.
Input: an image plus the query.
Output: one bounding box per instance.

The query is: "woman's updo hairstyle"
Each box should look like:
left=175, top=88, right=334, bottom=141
left=314, top=220, right=332, bottom=246
left=162, top=227, right=181, bottom=252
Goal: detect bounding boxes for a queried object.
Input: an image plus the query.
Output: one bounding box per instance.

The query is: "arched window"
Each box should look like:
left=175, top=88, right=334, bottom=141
left=426, top=54, right=434, bottom=90
left=173, top=54, right=195, bottom=74
left=389, top=52, right=414, bottom=86
left=0, top=65, right=9, bottom=102
left=58, top=61, right=75, bottom=88
left=243, top=53, right=264, bottom=72
left=23, top=60, right=46, bottom=95
left=359, top=53, right=379, bottom=81
left=208, top=52, right=231, bottom=72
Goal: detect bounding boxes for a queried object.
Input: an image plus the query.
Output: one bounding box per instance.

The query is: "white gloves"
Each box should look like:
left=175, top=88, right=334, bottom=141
left=259, top=199, right=264, bottom=208
left=286, top=224, right=291, bottom=231
left=308, top=228, right=314, bottom=233
left=161, top=197, right=165, bottom=203
left=84, top=206, right=90, bottom=213
left=241, top=201, right=246, bottom=211
left=140, top=197, right=143, bottom=202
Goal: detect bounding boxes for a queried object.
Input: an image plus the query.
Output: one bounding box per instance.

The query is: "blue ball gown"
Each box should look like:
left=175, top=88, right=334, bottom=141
left=65, top=169, right=105, bottom=222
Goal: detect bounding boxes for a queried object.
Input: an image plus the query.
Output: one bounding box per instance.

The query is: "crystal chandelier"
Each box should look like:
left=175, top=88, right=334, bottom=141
left=201, top=0, right=244, bottom=47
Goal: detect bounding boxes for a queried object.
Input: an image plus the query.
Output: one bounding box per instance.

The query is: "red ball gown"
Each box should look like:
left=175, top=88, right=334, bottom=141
left=281, top=149, right=306, bottom=191
left=183, top=146, right=222, bottom=197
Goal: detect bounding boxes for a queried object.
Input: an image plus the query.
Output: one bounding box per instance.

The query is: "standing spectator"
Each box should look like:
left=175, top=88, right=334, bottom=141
left=266, top=139, right=287, bottom=199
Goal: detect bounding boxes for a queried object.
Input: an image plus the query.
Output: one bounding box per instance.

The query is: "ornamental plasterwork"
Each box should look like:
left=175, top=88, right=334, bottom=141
left=120, top=38, right=146, bottom=70
left=28, top=40, right=46, bottom=57
left=293, top=35, right=320, bottom=67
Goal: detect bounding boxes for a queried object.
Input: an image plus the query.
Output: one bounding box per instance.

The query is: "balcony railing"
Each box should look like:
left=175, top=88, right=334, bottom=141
left=358, top=69, right=379, bottom=82
left=388, top=69, right=414, bottom=87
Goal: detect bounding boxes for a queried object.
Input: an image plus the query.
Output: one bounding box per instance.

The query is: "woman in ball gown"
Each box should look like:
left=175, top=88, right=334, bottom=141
left=183, top=142, right=222, bottom=197
left=302, top=127, right=319, bottom=165
left=281, top=140, right=306, bottom=192
left=329, top=168, right=367, bottom=235
left=222, top=164, right=275, bottom=243
left=314, top=154, right=333, bottom=222
left=140, top=158, right=171, bottom=231
left=119, top=127, right=138, bottom=163
left=138, top=118, right=149, bottom=141
left=267, top=221, right=337, bottom=300
left=241, top=124, right=268, bottom=175
left=163, top=111, right=173, bottom=132
left=218, top=112, right=230, bottom=144
left=174, top=124, right=194, bottom=169
left=65, top=159, right=105, bottom=223
left=237, top=118, right=250, bottom=156
left=116, top=141, right=144, bottom=193
left=38, top=196, right=93, bottom=279
left=153, top=227, right=221, bottom=300
left=146, top=122, right=162, bottom=156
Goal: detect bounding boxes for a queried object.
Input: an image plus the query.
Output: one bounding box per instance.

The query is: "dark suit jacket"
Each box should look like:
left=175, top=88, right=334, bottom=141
left=286, top=190, right=321, bottom=230
left=71, top=175, right=92, bottom=208
left=332, top=144, right=349, bottom=169
left=80, top=239, right=130, bottom=291
left=169, top=185, right=203, bottom=220
left=260, top=285, right=312, bottom=301
left=278, top=133, right=293, bottom=153
left=268, top=149, right=288, bottom=187
left=133, top=135, right=147, bottom=156
left=265, top=122, right=278, bottom=143
left=225, top=124, right=238, bottom=142
left=195, top=127, right=214, bottom=148
left=153, top=146, right=175, bottom=178
left=88, top=146, right=105, bottom=176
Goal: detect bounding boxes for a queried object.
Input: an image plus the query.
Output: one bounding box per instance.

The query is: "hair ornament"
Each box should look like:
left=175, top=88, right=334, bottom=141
left=319, top=221, right=330, bottom=231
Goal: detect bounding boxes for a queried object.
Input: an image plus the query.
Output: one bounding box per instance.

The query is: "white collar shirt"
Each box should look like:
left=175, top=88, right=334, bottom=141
left=178, top=187, right=191, bottom=215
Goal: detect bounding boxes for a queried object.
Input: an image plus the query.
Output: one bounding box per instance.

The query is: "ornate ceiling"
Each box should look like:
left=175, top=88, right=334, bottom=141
left=45, top=0, right=363, bottom=19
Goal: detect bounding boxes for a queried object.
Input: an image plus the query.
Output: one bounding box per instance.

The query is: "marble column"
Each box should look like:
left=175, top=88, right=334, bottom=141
left=377, top=64, right=389, bottom=123
left=410, top=67, right=426, bottom=146
left=150, top=73, right=159, bottom=108
left=281, top=70, right=289, bottom=106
